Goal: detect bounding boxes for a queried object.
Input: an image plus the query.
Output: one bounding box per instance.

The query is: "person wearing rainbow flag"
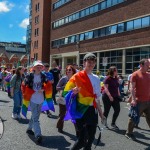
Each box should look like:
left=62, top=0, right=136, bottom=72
left=64, top=53, right=104, bottom=150
left=21, top=60, right=54, bottom=144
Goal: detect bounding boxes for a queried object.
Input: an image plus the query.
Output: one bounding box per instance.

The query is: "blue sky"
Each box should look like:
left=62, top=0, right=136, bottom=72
left=0, top=0, right=29, bottom=44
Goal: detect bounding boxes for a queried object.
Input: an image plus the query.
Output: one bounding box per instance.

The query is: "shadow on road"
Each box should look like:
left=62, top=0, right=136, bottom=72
left=0, top=100, right=10, bottom=103
left=28, top=134, right=71, bottom=149
left=17, top=118, right=29, bottom=124
left=62, top=131, right=76, bottom=141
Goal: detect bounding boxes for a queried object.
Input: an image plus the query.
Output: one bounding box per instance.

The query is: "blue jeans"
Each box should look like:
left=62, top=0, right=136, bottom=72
left=28, top=101, right=42, bottom=137
left=13, top=90, right=22, bottom=115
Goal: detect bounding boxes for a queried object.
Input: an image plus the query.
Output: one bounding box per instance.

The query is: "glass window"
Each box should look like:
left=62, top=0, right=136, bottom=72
left=90, top=6, right=94, bottom=14
left=117, top=63, right=122, bottom=69
left=76, top=35, right=79, bottom=42
left=111, top=51, right=117, bottom=57
left=94, top=4, right=99, bottom=12
left=117, top=50, right=122, bottom=56
left=107, top=0, right=112, bottom=8
left=72, top=14, right=76, bottom=21
left=118, top=0, right=124, bottom=3
left=75, top=12, right=80, bottom=20
left=85, top=8, right=90, bottom=16
left=127, top=21, right=134, bottom=31
left=60, top=39, right=65, bottom=45
left=64, top=37, right=68, bottom=44
left=85, top=32, right=89, bottom=40
left=126, top=56, right=132, bottom=62
left=141, top=47, right=150, bottom=54
left=61, top=19, right=64, bottom=25
left=80, top=33, right=85, bottom=41
left=117, top=57, right=122, bottom=62
left=133, top=56, right=140, bottom=62
left=65, top=17, right=69, bottom=23
left=106, top=27, right=111, bottom=35
left=118, top=23, right=124, bottom=33
left=88, top=31, right=93, bottom=39
left=71, top=36, right=75, bottom=43
left=126, top=63, right=132, bottom=69
left=112, top=0, right=118, bottom=5
left=133, top=48, right=140, bottom=55
left=59, top=20, right=62, bottom=26
left=100, top=28, right=106, bottom=37
left=111, top=57, right=117, bottom=62
left=68, top=37, right=71, bottom=43
left=111, top=25, right=117, bottom=34
left=101, top=1, right=106, bottom=10
left=126, top=49, right=133, bottom=55
left=93, top=30, right=99, bottom=38
left=133, top=62, right=139, bottom=69
left=134, top=18, right=141, bottom=29
left=142, top=16, right=150, bottom=27
left=105, top=51, right=110, bottom=57
left=68, top=15, right=73, bottom=22
left=80, top=10, right=85, bottom=18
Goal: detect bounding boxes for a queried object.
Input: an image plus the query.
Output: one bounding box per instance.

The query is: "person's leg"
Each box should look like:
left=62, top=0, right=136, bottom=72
left=12, top=92, right=19, bottom=117
left=144, top=102, right=150, bottom=128
left=111, top=99, right=120, bottom=125
left=83, top=124, right=97, bottom=150
left=56, top=104, right=66, bottom=132
left=17, top=91, right=22, bottom=116
left=52, top=84, right=57, bottom=104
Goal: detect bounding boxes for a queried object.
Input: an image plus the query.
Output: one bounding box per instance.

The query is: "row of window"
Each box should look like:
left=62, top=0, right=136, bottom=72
left=52, top=15, right=150, bottom=48
left=35, top=3, right=40, bottom=12
left=53, top=0, right=71, bottom=9
left=53, top=0, right=125, bottom=28
left=34, top=28, right=39, bottom=37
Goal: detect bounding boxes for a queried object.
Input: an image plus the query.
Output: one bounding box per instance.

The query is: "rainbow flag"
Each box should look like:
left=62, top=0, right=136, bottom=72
left=63, top=70, right=96, bottom=121
left=22, top=81, right=55, bottom=118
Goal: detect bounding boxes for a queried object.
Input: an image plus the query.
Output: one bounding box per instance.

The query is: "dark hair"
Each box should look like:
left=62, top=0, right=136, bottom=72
left=44, top=63, right=50, bottom=67
left=15, top=66, right=23, bottom=78
left=107, top=66, right=117, bottom=77
left=139, top=59, right=148, bottom=65
left=65, top=65, right=76, bottom=75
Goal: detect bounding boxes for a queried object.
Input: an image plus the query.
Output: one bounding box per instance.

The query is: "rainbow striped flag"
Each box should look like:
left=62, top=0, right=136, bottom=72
left=22, top=81, right=55, bottom=118
left=63, top=70, right=96, bottom=121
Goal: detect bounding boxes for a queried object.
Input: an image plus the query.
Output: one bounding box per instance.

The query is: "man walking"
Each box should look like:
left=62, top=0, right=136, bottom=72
left=125, top=58, right=150, bottom=140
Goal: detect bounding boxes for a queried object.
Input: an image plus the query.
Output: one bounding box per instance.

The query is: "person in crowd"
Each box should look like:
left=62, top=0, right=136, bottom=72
left=125, top=59, right=150, bottom=140
left=73, top=64, right=79, bottom=73
left=56, top=65, right=76, bottom=133
left=10, top=66, right=24, bottom=119
left=43, top=63, right=54, bottom=118
left=118, top=75, right=125, bottom=100
left=24, top=68, right=28, bottom=77
left=2, top=67, right=8, bottom=91
left=5, top=69, right=16, bottom=97
left=79, top=66, right=83, bottom=71
left=0, top=68, right=2, bottom=90
left=64, top=53, right=104, bottom=150
left=50, top=61, right=61, bottom=105
left=102, top=66, right=121, bottom=129
left=23, top=60, right=52, bottom=144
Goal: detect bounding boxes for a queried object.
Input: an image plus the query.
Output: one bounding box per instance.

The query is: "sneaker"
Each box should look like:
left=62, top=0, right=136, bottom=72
left=12, top=113, right=17, bottom=119
left=17, top=114, right=22, bottom=119
left=125, top=133, right=136, bottom=140
left=111, top=124, right=119, bottom=130
left=35, top=135, right=42, bottom=144
left=26, top=129, right=34, bottom=135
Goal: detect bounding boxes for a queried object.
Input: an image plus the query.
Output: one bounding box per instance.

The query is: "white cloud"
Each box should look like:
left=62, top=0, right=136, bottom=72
left=0, top=1, right=14, bottom=13
left=19, top=18, right=29, bottom=28
left=9, top=24, right=13, bottom=28
left=22, top=36, right=26, bottom=41
left=25, top=5, right=29, bottom=13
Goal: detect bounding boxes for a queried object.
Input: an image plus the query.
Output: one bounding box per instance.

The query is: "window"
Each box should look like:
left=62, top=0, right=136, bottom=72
left=142, top=16, right=150, bottom=27
left=64, top=37, right=68, bottom=44
left=85, top=8, right=90, bottom=16
left=71, top=36, right=75, bottom=43
left=134, top=18, right=141, bottom=29
left=118, top=23, right=124, bottom=33
left=90, top=6, right=94, bottom=14
left=65, top=17, right=69, bottom=24
left=101, top=1, right=106, bottom=10
left=127, top=21, right=134, bottom=31
left=80, top=34, right=85, bottom=41
left=100, top=28, right=106, bottom=37
left=107, top=0, right=112, bottom=8
left=106, top=27, right=111, bottom=35
left=37, top=28, right=39, bottom=36
left=111, top=25, right=117, bottom=34
left=34, top=29, right=36, bottom=36
left=112, top=0, right=118, bottom=5
left=60, top=39, right=65, bottom=45
left=68, top=15, right=73, bottom=22
left=93, top=30, right=99, bottom=38
left=80, top=10, right=85, bottom=18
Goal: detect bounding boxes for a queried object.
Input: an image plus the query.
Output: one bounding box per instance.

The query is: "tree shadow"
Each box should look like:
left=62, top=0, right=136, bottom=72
left=17, top=118, right=29, bottom=124
left=28, top=134, right=71, bottom=149
left=0, top=99, right=10, bottom=103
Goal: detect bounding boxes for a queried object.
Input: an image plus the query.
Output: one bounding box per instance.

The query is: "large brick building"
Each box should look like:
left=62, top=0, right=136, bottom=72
left=30, top=0, right=150, bottom=74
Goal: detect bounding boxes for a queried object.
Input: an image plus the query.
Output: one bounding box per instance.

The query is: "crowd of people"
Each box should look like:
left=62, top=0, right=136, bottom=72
left=0, top=54, right=150, bottom=150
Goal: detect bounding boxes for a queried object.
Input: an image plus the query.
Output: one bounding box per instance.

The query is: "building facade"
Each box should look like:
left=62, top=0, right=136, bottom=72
left=50, top=0, right=150, bottom=74
left=30, top=0, right=51, bottom=64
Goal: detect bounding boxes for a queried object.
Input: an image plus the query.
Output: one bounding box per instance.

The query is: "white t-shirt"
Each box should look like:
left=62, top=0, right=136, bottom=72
left=128, top=74, right=132, bottom=81
left=87, top=73, right=101, bottom=105
left=31, top=74, right=44, bottom=104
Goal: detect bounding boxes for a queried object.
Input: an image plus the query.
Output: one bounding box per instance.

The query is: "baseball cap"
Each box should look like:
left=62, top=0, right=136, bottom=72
left=83, top=53, right=96, bottom=61
left=33, top=60, right=44, bottom=67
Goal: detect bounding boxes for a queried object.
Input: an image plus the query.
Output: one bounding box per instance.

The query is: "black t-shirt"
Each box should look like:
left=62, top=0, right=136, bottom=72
left=50, top=68, right=60, bottom=84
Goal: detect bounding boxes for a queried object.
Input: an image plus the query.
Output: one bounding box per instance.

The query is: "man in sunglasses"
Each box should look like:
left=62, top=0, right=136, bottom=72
left=64, top=53, right=104, bottom=150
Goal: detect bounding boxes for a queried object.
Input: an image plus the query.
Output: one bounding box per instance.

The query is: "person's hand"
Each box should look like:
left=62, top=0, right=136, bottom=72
left=131, top=100, right=137, bottom=106
left=72, top=87, right=81, bottom=94
left=109, top=95, right=114, bottom=102
left=38, top=89, right=44, bottom=93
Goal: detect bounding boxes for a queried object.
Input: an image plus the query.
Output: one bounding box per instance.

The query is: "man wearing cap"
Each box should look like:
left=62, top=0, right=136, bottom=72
left=23, top=61, right=50, bottom=144
left=64, top=53, right=104, bottom=150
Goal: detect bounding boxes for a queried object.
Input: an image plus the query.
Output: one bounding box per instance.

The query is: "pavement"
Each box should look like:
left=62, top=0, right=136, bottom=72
left=0, top=91, right=150, bottom=150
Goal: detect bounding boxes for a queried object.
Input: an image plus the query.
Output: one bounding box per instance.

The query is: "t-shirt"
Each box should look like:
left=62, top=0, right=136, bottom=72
left=128, top=74, right=132, bottom=81
left=104, top=76, right=119, bottom=98
left=56, top=76, right=68, bottom=91
left=43, top=71, right=54, bottom=81
left=131, top=70, right=150, bottom=101
left=31, top=74, right=44, bottom=104
left=50, top=68, right=60, bottom=84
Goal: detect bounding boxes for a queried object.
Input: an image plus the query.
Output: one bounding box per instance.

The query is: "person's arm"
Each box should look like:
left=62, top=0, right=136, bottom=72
left=56, top=77, right=66, bottom=91
left=131, top=82, right=137, bottom=106
left=10, top=75, right=16, bottom=97
left=104, top=84, right=113, bottom=101
left=95, top=97, right=104, bottom=120
left=118, top=88, right=121, bottom=96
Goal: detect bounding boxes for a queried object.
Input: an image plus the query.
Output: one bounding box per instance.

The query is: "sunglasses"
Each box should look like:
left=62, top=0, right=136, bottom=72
left=86, top=57, right=96, bottom=61
left=66, top=69, right=72, bottom=71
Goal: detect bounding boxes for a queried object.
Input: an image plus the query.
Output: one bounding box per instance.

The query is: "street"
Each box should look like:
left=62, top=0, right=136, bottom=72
left=0, top=91, right=150, bottom=150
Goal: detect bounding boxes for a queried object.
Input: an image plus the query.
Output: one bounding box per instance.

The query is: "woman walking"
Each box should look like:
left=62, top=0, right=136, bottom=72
left=10, top=66, right=24, bottom=119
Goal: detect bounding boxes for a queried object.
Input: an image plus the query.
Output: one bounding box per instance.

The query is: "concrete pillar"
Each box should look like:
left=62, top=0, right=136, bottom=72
left=97, top=52, right=100, bottom=71
left=122, top=49, right=126, bottom=75
left=76, top=53, right=80, bottom=66
left=62, top=57, right=65, bottom=74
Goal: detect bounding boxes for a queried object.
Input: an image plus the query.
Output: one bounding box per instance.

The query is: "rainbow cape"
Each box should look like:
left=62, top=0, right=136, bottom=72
left=63, top=70, right=96, bottom=121
left=22, top=81, right=55, bottom=118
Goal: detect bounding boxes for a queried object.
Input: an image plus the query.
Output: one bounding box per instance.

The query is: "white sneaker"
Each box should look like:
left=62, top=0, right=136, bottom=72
left=12, top=113, right=17, bottom=119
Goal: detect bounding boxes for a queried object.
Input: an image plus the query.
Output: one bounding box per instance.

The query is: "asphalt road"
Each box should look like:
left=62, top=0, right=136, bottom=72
left=0, top=91, right=150, bottom=150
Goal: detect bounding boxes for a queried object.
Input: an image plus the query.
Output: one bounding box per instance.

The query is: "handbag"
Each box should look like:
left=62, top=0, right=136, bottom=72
left=56, top=90, right=66, bottom=105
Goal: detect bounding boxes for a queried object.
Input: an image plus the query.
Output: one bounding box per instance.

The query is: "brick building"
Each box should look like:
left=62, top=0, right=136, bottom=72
left=30, top=0, right=150, bottom=74
left=30, top=0, right=51, bottom=64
